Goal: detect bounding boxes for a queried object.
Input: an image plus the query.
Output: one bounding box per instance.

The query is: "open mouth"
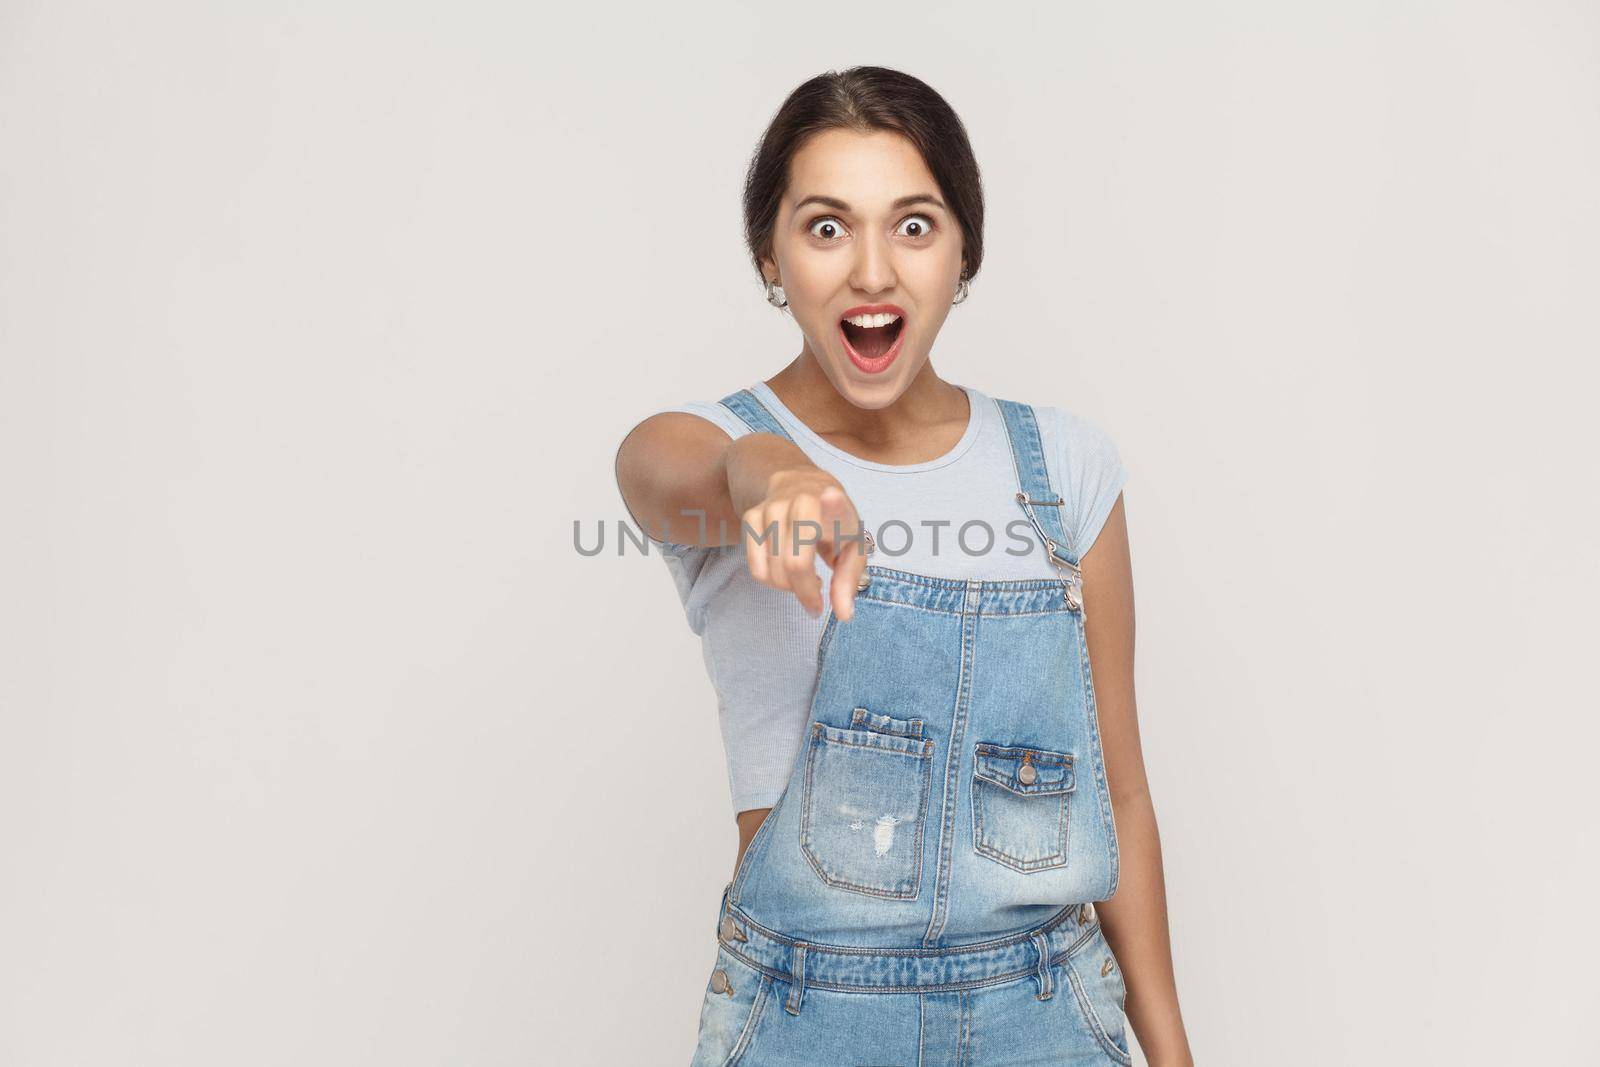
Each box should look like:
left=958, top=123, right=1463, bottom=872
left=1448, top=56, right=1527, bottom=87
left=839, top=310, right=907, bottom=374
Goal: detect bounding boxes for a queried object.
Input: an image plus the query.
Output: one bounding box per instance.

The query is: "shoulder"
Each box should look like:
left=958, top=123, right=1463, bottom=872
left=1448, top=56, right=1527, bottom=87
left=648, top=398, right=752, bottom=442
left=983, top=393, right=1122, bottom=466
left=1038, top=405, right=1123, bottom=471
left=1032, top=401, right=1129, bottom=557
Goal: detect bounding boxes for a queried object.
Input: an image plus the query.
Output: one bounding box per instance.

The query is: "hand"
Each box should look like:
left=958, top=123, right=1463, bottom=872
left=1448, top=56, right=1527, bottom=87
left=740, top=469, right=869, bottom=622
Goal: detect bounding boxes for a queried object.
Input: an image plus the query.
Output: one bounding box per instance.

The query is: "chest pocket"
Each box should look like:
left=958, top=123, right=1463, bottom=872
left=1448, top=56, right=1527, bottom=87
left=800, top=715, right=935, bottom=899
left=970, top=742, right=1075, bottom=873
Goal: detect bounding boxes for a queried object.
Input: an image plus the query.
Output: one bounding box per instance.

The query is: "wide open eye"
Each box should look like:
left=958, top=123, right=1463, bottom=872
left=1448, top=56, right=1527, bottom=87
left=896, top=214, right=935, bottom=239
left=808, top=216, right=847, bottom=241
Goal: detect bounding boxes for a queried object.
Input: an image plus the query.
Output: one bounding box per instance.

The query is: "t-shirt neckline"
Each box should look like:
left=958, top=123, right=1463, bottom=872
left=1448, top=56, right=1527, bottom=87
left=749, top=380, right=985, bottom=474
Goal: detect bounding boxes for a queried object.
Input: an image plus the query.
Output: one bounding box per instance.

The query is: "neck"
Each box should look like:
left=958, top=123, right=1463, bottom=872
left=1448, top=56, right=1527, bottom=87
left=763, top=352, right=967, bottom=452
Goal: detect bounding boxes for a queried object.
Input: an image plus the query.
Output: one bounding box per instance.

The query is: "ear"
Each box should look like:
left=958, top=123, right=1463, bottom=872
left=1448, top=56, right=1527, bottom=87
left=760, top=254, right=780, bottom=286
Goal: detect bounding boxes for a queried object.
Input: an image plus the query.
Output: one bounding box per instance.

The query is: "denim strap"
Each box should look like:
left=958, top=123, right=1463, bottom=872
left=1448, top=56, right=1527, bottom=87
left=718, top=388, right=796, bottom=444
left=995, top=398, right=1084, bottom=610
left=993, top=399, right=1075, bottom=563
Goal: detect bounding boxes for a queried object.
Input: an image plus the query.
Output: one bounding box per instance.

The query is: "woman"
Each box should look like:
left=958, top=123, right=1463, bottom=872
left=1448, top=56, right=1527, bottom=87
left=615, top=67, right=1193, bottom=1066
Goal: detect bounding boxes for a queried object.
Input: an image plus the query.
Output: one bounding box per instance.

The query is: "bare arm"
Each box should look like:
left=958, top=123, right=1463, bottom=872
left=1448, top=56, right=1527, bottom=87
left=613, top=412, right=796, bottom=546
left=1080, top=494, right=1194, bottom=1066
left=613, top=411, right=870, bottom=619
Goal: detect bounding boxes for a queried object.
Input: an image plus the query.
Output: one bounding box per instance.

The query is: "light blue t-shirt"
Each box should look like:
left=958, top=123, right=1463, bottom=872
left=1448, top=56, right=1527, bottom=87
left=632, top=380, right=1129, bottom=816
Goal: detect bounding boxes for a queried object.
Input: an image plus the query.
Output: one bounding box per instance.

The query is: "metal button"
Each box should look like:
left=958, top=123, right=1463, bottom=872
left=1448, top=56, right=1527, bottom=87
left=857, top=572, right=871, bottom=591
left=1018, top=761, right=1037, bottom=785
left=1100, top=956, right=1114, bottom=977
left=720, top=915, right=747, bottom=942
left=710, top=968, right=732, bottom=994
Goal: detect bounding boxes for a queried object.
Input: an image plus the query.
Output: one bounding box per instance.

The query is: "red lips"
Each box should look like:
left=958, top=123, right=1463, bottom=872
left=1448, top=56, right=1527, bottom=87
left=839, top=304, right=907, bottom=375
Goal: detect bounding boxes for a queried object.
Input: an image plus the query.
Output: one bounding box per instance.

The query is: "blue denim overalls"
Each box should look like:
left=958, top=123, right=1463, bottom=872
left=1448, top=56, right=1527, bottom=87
left=691, top=389, right=1131, bottom=1066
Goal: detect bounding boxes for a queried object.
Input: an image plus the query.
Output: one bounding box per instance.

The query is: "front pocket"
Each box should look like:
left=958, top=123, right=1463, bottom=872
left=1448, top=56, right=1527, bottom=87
left=850, top=706, right=925, bottom=739
left=1065, top=928, right=1133, bottom=1065
left=970, top=742, right=1075, bottom=873
left=800, top=721, right=935, bottom=899
left=689, top=946, right=773, bottom=1067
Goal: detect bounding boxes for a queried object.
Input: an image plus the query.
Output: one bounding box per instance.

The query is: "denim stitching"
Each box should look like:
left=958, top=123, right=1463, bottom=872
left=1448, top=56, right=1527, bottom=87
left=710, top=946, right=1097, bottom=997
left=852, top=706, right=926, bottom=739
left=959, top=987, right=971, bottom=1066
left=722, top=972, right=772, bottom=1067
left=729, top=784, right=790, bottom=905
left=854, top=593, right=1080, bottom=618
left=815, top=611, right=840, bottom=671
left=969, top=741, right=1074, bottom=872
left=725, top=899, right=1085, bottom=958
left=800, top=722, right=934, bottom=899
left=810, top=722, right=934, bottom=758
left=1065, top=958, right=1133, bottom=1065
left=855, top=577, right=1082, bottom=617
left=711, top=924, right=1111, bottom=994
left=851, top=565, right=1086, bottom=617
left=972, top=774, right=1071, bottom=873
left=917, top=992, right=926, bottom=1063
left=922, top=583, right=980, bottom=946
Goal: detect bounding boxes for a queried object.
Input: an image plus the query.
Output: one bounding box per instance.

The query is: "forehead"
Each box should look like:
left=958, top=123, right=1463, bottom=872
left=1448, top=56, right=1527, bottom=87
left=785, top=128, right=939, bottom=210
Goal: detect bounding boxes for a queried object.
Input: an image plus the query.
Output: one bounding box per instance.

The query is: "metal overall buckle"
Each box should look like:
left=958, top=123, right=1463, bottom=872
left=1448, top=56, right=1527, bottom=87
left=1016, top=491, right=1083, bottom=612
left=1047, top=542, right=1084, bottom=613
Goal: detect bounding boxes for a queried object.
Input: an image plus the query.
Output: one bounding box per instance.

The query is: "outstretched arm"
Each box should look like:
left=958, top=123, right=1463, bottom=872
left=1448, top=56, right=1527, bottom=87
left=614, top=410, right=870, bottom=620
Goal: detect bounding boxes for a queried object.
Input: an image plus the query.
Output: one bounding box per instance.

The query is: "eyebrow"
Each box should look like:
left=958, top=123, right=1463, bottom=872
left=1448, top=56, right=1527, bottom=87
left=791, top=193, right=948, bottom=217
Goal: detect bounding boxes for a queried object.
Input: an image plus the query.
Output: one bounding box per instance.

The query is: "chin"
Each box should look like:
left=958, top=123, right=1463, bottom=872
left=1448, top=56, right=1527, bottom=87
left=825, top=350, right=922, bottom=404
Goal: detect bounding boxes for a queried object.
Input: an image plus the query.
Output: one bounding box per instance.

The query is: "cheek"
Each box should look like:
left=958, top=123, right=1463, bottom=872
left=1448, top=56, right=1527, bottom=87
left=780, top=253, right=846, bottom=295
left=905, top=302, right=952, bottom=350
left=905, top=254, right=962, bottom=294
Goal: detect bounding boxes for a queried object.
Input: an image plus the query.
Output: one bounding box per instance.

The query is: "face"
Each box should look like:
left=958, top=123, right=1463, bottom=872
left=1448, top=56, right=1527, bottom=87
left=762, top=127, right=966, bottom=407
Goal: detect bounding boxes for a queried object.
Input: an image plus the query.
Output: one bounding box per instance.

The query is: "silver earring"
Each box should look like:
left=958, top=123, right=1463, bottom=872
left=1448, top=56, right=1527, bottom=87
left=765, top=278, right=788, bottom=308
left=952, top=276, right=970, bottom=305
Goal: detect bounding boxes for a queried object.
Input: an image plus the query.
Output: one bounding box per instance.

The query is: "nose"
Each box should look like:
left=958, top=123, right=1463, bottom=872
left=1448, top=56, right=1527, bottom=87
left=848, top=229, right=897, bottom=295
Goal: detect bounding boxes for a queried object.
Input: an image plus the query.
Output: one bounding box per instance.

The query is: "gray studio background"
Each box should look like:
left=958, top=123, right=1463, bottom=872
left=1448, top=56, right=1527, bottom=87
left=3, top=1, right=1596, bottom=1064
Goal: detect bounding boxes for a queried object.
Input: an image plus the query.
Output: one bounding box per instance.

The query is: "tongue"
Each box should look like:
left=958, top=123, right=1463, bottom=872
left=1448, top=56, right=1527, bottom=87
left=843, top=320, right=898, bottom=359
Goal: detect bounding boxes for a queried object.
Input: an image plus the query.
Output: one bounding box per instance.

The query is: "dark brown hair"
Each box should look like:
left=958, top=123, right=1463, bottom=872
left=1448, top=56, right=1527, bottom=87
left=742, top=66, right=985, bottom=288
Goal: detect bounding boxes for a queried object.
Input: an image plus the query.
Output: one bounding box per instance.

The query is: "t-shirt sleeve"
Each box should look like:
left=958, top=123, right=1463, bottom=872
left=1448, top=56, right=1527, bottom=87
left=1048, top=406, right=1129, bottom=558
left=614, top=400, right=751, bottom=555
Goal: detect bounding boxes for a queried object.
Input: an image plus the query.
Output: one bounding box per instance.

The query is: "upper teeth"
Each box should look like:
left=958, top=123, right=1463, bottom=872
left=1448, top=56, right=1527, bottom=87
left=843, top=312, right=901, bottom=329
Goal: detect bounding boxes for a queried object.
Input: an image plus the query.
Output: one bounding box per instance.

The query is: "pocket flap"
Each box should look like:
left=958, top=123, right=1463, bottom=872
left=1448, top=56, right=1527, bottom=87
left=973, top=742, right=1075, bottom=795
left=851, top=706, right=926, bottom=739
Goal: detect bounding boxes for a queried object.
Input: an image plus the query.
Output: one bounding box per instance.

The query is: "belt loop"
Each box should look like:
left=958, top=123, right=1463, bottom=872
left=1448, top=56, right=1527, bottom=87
left=784, top=942, right=808, bottom=1015
left=1030, top=931, right=1053, bottom=1000
left=717, top=881, right=731, bottom=938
